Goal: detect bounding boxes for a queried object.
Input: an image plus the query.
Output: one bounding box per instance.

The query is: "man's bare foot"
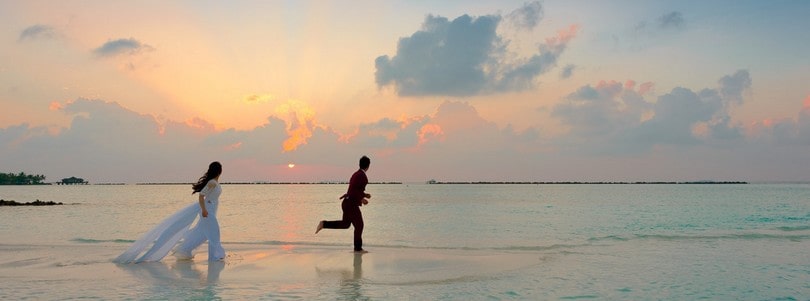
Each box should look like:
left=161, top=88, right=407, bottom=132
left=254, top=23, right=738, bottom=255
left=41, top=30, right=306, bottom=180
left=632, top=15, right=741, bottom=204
left=353, top=249, right=368, bottom=254
left=315, top=220, right=324, bottom=234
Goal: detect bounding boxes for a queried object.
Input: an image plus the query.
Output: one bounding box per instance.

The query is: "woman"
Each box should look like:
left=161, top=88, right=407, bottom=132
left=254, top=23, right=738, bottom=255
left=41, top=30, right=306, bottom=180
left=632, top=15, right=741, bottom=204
left=114, top=161, right=226, bottom=263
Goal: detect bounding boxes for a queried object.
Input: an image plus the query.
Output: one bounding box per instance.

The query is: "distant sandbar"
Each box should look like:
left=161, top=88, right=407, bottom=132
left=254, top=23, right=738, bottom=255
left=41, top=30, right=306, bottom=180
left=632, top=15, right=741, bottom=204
left=426, top=181, right=748, bottom=184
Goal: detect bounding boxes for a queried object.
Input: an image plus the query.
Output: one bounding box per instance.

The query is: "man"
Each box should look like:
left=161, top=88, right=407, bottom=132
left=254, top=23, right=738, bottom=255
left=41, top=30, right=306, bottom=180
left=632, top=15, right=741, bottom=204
left=316, top=156, right=371, bottom=252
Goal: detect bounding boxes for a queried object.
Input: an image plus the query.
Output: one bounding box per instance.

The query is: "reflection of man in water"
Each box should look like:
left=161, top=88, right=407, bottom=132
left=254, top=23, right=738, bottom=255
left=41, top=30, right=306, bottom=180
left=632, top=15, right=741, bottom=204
left=316, top=253, right=366, bottom=300
left=351, top=253, right=362, bottom=280
left=343, top=253, right=364, bottom=300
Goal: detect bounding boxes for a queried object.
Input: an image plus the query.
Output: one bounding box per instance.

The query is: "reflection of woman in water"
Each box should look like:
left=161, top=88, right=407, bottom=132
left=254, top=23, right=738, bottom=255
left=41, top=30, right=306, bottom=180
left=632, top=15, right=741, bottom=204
left=117, top=261, right=225, bottom=299
left=115, top=162, right=226, bottom=263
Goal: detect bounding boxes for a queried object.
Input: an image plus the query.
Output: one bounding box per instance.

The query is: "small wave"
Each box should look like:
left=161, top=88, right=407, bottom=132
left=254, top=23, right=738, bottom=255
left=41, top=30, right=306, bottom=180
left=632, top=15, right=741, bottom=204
left=230, top=240, right=474, bottom=250
left=54, top=260, right=108, bottom=267
left=493, top=244, right=587, bottom=252
left=371, top=274, right=491, bottom=286
left=585, top=232, right=810, bottom=244
left=776, top=225, right=810, bottom=232
left=73, top=238, right=485, bottom=250
left=560, top=295, right=599, bottom=300
left=746, top=214, right=810, bottom=224
left=231, top=240, right=351, bottom=248
left=232, top=240, right=483, bottom=250
left=227, top=240, right=584, bottom=253
left=0, top=257, right=48, bottom=268
left=75, top=231, right=810, bottom=254
left=71, top=238, right=133, bottom=244
left=587, top=235, right=630, bottom=242
left=633, top=233, right=810, bottom=241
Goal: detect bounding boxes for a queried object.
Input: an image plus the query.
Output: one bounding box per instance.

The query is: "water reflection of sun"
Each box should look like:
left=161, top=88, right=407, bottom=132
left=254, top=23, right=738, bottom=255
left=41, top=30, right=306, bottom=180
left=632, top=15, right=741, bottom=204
left=288, top=163, right=295, bottom=169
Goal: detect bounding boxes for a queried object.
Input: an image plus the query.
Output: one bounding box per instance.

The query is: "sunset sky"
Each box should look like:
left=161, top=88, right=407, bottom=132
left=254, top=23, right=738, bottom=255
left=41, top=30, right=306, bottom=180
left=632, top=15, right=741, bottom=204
left=2, top=1, right=809, bottom=183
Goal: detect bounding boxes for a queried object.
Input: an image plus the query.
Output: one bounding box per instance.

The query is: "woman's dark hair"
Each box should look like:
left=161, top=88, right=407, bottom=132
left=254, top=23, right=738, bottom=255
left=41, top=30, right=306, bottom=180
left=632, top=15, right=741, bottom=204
left=192, top=161, right=222, bottom=194
left=359, top=156, right=370, bottom=169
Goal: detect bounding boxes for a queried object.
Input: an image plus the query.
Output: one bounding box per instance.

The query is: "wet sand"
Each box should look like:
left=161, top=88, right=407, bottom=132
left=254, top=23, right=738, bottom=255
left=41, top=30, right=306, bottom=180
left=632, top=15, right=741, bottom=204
left=0, top=243, right=542, bottom=299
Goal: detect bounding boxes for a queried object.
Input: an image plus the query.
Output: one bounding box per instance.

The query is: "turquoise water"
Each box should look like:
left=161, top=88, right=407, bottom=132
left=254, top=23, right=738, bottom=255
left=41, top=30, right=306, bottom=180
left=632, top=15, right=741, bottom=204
left=1, top=184, right=809, bottom=299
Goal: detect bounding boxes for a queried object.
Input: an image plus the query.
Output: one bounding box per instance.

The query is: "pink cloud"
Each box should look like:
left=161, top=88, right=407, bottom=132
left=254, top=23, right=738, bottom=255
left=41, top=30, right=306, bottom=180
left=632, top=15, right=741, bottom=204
left=48, top=101, right=63, bottom=111
left=595, top=80, right=623, bottom=97
left=417, top=123, right=444, bottom=146
left=224, top=141, right=243, bottom=151
left=638, top=82, right=655, bottom=96
left=546, top=24, right=580, bottom=47
left=623, top=81, right=655, bottom=96
left=624, top=80, right=636, bottom=90
left=612, top=80, right=654, bottom=96
left=274, top=100, right=322, bottom=152
left=184, top=117, right=216, bottom=132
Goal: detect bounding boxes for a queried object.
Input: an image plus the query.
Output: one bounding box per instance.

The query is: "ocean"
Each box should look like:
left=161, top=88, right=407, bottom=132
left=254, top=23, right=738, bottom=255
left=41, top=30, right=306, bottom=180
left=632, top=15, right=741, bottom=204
left=1, top=183, right=809, bottom=300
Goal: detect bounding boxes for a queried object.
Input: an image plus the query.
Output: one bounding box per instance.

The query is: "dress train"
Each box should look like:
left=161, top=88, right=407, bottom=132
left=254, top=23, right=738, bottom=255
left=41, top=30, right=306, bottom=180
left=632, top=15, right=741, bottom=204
left=114, top=203, right=199, bottom=264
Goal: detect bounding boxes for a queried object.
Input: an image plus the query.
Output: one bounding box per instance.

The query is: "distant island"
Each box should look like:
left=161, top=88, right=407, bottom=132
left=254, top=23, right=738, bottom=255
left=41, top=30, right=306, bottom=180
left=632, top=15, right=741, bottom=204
left=0, top=199, right=63, bottom=206
left=0, top=172, right=88, bottom=185
left=0, top=172, right=47, bottom=185
left=426, top=180, right=748, bottom=184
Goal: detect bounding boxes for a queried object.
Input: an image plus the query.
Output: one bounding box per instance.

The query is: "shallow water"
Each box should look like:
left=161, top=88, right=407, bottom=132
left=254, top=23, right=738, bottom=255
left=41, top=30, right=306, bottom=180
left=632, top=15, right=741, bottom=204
left=1, top=183, right=809, bottom=299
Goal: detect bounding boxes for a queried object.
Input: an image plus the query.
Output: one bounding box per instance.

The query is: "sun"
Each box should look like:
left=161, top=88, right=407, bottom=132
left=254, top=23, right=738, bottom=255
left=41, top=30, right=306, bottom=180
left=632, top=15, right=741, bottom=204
left=288, top=163, right=295, bottom=169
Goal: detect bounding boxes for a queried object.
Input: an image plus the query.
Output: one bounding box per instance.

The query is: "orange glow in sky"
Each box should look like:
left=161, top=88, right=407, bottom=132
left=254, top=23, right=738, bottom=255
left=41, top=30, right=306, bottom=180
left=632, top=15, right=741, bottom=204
left=3, top=1, right=810, bottom=183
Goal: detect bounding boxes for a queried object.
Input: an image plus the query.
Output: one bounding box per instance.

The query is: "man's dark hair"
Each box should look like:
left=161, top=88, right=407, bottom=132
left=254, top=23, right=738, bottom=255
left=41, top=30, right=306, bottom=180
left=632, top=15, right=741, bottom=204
left=359, top=156, right=370, bottom=169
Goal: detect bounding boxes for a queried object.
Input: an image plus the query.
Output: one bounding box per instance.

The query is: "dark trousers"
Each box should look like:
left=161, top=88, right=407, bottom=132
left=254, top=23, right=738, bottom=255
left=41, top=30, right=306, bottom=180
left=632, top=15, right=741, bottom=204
left=323, top=199, right=364, bottom=251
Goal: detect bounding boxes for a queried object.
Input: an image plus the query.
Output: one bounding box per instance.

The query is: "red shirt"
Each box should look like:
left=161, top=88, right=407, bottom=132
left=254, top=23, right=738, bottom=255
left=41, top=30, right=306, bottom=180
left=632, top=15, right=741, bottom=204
left=346, top=169, right=368, bottom=206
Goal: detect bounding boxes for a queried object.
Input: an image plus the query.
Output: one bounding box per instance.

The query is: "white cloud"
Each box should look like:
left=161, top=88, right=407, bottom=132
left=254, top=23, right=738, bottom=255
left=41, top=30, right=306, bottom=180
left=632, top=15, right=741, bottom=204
left=755, top=96, right=810, bottom=146
left=635, top=11, right=686, bottom=34
left=375, top=4, right=577, bottom=97
left=553, top=80, right=652, bottom=140
left=553, top=71, right=751, bottom=153
left=375, top=14, right=501, bottom=97
left=718, top=70, right=752, bottom=104
left=93, top=38, right=153, bottom=57
left=1, top=73, right=809, bottom=183
left=18, top=24, right=57, bottom=42
left=506, top=1, right=544, bottom=30
left=658, top=11, right=685, bottom=29
left=560, top=64, right=576, bottom=79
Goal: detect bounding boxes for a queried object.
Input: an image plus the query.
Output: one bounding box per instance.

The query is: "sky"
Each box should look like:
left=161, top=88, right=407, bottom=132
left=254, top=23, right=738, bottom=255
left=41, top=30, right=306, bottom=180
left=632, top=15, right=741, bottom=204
left=1, top=0, right=809, bottom=183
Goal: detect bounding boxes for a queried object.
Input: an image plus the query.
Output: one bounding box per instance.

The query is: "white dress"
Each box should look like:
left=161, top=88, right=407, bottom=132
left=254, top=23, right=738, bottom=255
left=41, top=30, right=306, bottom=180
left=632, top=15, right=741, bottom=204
left=114, top=179, right=226, bottom=263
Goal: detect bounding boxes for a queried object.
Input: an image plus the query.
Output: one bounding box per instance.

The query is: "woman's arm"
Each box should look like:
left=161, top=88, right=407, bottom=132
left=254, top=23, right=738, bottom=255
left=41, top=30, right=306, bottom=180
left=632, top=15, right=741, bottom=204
left=198, top=180, right=215, bottom=218
left=199, top=193, right=208, bottom=217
